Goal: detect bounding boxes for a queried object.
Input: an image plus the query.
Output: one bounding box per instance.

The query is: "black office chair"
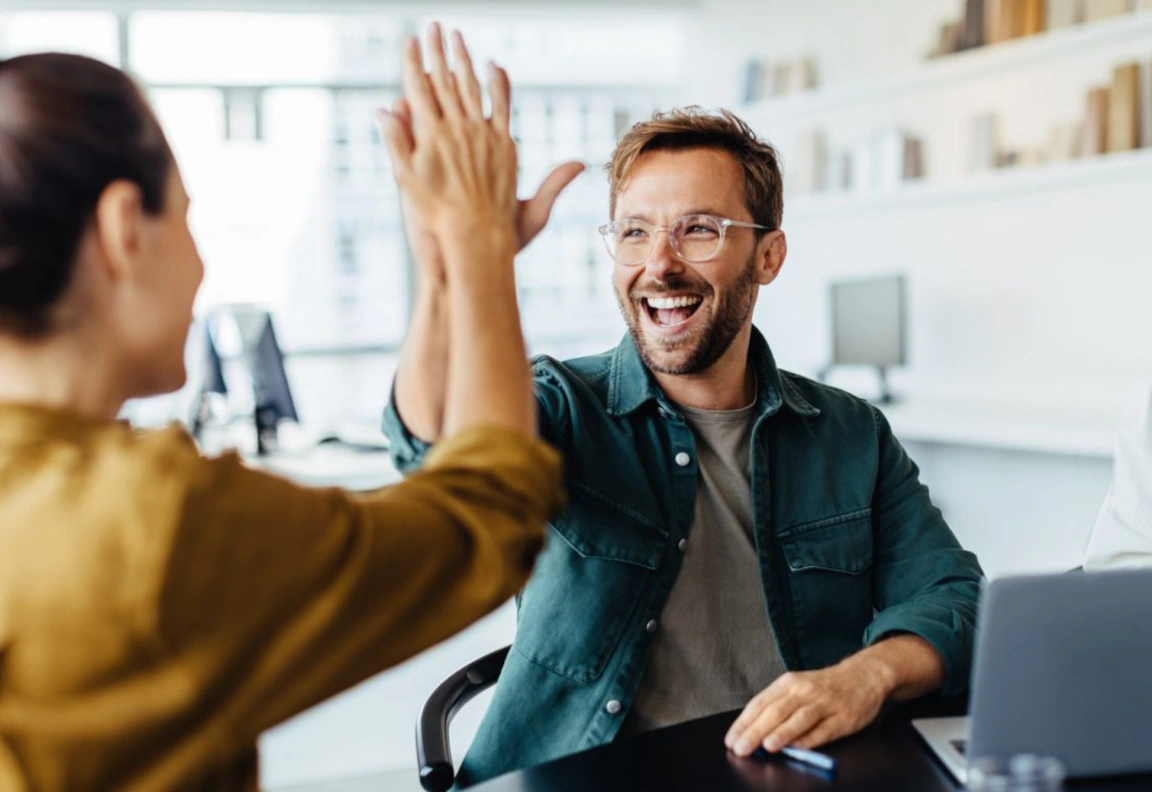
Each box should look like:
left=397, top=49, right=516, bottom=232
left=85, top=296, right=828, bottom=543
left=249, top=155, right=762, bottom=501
left=416, top=645, right=511, bottom=792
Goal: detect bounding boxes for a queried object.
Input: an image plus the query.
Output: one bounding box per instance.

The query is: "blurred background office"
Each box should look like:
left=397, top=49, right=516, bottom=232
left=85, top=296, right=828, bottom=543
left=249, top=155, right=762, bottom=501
left=3, top=0, right=1150, bottom=789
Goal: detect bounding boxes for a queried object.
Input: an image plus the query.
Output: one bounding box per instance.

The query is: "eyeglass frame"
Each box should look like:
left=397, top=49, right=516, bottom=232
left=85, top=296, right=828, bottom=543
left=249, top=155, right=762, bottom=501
left=597, top=213, right=774, bottom=266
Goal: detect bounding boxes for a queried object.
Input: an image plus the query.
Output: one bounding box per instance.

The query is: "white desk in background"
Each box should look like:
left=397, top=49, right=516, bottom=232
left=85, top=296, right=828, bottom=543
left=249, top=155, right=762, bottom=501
left=246, top=442, right=401, bottom=491
left=880, top=399, right=1120, bottom=458
left=877, top=399, right=1122, bottom=579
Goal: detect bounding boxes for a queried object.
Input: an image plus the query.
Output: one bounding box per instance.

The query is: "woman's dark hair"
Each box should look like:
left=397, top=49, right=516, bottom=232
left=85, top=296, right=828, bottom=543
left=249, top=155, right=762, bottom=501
left=0, top=53, right=172, bottom=337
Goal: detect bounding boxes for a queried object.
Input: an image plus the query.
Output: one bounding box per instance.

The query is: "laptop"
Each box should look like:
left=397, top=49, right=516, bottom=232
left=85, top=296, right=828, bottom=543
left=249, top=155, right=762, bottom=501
left=914, top=569, right=1152, bottom=784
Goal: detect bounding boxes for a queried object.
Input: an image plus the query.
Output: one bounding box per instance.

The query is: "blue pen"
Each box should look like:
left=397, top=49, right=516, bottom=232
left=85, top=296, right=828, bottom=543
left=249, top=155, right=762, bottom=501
left=780, top=746, right=839, bottom=773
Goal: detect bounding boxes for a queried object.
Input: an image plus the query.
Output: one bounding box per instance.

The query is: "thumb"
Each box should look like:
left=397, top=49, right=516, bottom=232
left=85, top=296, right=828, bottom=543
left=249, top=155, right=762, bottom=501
left=518, top=160, right=586, bottom=245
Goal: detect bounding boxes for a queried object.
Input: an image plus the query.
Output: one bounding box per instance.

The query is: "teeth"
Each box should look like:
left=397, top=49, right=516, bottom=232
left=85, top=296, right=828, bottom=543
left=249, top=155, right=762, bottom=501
left=646, top=296, right=702, bottom=310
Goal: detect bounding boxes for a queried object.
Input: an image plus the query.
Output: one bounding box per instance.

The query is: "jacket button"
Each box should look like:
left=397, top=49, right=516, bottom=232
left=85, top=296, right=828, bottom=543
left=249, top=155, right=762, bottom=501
left=646, top=619, right=658, bottom=633
left=606, top=700, right=622, bottom=715
left=674, top=452, right=691, bottom=467
left=678, top=538, right=688, bottom=553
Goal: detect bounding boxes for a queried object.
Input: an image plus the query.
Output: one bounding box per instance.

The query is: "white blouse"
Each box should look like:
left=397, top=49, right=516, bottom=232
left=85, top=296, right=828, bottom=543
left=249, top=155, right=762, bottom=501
left=1085, top=389, right=1152, bottom=570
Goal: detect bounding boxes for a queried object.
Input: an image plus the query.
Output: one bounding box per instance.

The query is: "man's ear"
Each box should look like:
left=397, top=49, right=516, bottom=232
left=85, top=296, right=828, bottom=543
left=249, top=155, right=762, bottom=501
left=92, top=180, right=145, bottom=283
left=755, top=230, right=787, bottom=286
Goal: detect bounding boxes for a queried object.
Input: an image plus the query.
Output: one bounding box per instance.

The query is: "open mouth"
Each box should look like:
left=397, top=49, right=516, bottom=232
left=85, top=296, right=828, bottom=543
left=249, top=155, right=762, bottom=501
left=642, top=294, right=703, bottom=329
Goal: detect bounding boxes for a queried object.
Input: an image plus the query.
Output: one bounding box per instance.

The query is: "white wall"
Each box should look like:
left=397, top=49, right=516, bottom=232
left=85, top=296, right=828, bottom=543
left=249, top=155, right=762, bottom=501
left=683, top=0, right=1152, bottom=575
left=687, top=0, right=960, bottom=107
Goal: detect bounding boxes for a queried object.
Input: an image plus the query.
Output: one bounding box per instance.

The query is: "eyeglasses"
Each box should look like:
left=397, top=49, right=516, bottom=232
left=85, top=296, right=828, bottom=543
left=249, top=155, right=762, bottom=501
left=597, top=213, right=772, bottom=267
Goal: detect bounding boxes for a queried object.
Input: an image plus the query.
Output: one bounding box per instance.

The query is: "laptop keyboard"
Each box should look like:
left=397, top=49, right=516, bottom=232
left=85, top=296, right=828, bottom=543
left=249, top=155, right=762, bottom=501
left=950, top=740, right=968, bottom=756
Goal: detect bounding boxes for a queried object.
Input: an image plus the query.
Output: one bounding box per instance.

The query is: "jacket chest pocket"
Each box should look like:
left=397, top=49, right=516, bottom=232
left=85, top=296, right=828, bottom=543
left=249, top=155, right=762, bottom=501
left=778, top=508, right=875, bottom=656
left=513, top=483, right=665, bottom=684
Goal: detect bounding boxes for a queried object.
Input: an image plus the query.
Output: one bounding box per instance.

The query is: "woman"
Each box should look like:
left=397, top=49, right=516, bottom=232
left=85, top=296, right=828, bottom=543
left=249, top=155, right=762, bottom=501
left=0, top=29, right=564, bottom=790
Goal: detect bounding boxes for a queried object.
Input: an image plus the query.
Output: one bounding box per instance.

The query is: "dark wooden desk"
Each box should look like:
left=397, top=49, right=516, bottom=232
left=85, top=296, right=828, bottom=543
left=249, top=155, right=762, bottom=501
left=472, top=698, right=1152, bottom=792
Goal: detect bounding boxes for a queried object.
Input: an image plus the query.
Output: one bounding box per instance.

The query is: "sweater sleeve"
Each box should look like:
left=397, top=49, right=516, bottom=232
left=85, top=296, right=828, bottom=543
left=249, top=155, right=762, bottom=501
left=155, top=425, right=564, bottom=743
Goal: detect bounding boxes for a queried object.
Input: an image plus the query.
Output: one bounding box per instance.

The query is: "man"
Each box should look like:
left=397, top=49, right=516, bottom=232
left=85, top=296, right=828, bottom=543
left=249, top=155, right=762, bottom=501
left=1084, top=388, right=1152, bottom=569
left=384, top=105, right=984, bottom=785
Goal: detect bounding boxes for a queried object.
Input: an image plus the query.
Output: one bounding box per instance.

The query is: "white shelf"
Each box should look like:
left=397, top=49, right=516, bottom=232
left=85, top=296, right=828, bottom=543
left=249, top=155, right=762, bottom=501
left=882, top=400, right=1119, bottom=458
left=784, top=146, right=1152, bottom=218
left=743, top=9, right=1152, bottom=126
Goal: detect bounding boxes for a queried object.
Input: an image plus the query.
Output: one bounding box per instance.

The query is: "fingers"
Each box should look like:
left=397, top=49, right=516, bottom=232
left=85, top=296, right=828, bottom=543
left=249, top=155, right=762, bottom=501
left=375, top=109, right=413, bottom=176
left=760, top=706, right=825, bottom=753
left=449, top=29, right=484, bottom=118
left=488, top=61, right=512, bottom=133
left=426, top=22, right=465, bottom=120
left=392, top=96, right=412, bottom=126
left=790, top=718, right=843, bottom=751
left=729, top=695, right=797, bottom=757
left=725, top=682, right=781, bottom=748
left=518, top=161, right=586, bottom=247
left=378, top=97, right=414, bottom=153
left=401, top=35, right=441, bottom=135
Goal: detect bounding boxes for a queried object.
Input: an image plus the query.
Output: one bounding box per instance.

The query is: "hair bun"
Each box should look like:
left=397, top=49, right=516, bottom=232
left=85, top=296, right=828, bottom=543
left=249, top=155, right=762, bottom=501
left=0, top=52, right=171, bottom=337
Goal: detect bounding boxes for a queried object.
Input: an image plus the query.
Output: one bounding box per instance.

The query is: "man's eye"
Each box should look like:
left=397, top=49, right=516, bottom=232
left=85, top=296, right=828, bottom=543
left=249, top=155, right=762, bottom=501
left=684, top=224, right=718, bottom=236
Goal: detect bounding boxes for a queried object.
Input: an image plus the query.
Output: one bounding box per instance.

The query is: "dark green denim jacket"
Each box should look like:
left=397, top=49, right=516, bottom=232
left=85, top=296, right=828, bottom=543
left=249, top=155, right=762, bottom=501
left=382, top=327, right=984, bottom=787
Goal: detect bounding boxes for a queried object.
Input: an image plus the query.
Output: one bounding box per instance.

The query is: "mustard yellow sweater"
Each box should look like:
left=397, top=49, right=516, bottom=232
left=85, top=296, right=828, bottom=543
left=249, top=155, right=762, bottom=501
left=0, top=403, right=563, bottom=791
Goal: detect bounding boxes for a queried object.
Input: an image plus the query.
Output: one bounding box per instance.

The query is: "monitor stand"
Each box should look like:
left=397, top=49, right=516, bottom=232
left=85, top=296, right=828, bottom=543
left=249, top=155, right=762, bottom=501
left=255, top=403, right=280, bottom=456
left=875, top=365, right=896, bottom=405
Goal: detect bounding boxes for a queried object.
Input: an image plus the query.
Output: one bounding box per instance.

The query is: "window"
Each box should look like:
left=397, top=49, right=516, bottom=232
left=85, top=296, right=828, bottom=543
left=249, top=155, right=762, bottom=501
left=0, top=11, right=120, bottom=64
left=6, top=6, right=685, bottom=426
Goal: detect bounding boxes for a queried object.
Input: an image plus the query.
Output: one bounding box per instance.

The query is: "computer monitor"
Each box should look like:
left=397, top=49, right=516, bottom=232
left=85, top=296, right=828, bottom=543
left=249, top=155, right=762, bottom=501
left=829, top=275, right=907, bottom=403
left=248, top=315, right=298, bottom=454
left=188, top=321, right=228, bottom=440
left=192, top=308, right=298, bottom=455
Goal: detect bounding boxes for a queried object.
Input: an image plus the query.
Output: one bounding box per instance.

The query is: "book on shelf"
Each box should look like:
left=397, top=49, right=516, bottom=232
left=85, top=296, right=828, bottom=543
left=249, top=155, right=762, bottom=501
left=1083, top=0, right=1133, bottom=22
left=935, top=20, right=965, bottom=55
left=1021, top=0, right=1046, bottom=35
left=903, top=137, right=926, bottom=180
left=1003, top=0, right=1026, bottom=39
left=1048, top=121, right=1083, bottom=160
left=872, top=129, right=924, bottom=191
left=772, top=63, right=794, bottom=96
left=1143, top=60, right=1152, bottom=148
left=1107, top=62, right=1141, bottom=152
left=1081, top=86, right=1111, bottom=156
left=742, top=59, right=764, bottom=103
left=969, top=113, right=1001, bottom=171
left=985, top=0, right=1001, bottom=42
left=794, top=57, right=820, bottom=92
left=792, top=129, right=828, bottom=194
left=963, top=0, right=987, bottom=48
left=1048, top=0, right=1084, bottom=27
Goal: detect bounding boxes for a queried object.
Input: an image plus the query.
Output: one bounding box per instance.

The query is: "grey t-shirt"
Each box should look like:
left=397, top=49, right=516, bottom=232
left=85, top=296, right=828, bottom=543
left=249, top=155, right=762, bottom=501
left=619, top=400, right=787, bottom=737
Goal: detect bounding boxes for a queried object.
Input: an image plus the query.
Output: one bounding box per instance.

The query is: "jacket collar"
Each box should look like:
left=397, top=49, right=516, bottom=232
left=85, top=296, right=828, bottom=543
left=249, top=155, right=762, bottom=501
left=606, top=326, right=821, bottom=419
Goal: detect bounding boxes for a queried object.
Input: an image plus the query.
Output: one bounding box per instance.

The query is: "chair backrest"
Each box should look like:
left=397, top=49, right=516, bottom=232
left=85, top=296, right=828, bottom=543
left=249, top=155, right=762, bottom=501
left=416, top=645, right=510, bottom=792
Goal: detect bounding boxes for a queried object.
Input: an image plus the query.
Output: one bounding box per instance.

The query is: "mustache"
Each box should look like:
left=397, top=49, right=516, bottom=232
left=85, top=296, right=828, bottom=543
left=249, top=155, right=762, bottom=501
left=629, top=276, right=713, bottom=301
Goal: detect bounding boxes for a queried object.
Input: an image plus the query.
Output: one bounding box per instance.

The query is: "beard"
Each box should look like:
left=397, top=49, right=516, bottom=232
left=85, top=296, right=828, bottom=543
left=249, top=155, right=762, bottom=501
left=616, top=251, right=756, bottom=376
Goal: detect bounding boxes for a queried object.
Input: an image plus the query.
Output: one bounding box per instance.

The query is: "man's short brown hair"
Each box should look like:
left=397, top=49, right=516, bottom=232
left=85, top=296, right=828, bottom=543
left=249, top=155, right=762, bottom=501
left=607, top=106, right=783, bottom=232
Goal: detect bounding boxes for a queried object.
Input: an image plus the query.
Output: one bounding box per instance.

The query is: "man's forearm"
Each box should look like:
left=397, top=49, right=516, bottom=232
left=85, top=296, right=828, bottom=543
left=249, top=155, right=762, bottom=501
left=441, top=229, right=535, bottom=437
left=841, top=634, right=946, bottom=703
left=394, top=283, right=449, bottom=443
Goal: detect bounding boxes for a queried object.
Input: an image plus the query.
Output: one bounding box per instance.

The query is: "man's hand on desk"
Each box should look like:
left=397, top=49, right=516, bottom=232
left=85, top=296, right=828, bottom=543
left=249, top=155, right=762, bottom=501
left=724, top=635, right=946, bottom=758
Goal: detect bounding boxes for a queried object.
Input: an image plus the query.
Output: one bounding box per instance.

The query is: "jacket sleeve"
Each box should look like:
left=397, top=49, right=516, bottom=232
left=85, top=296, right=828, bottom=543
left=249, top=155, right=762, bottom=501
left=156, top=425, right=564, bottom=742
left=382, top=359, right=573, bottom=475
left=862, top=407, right=985, bottom=696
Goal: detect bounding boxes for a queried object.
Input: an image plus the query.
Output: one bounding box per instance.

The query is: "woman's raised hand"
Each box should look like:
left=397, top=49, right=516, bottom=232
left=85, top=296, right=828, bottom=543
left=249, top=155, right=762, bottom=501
left=377, top=25, right=519, bottom=256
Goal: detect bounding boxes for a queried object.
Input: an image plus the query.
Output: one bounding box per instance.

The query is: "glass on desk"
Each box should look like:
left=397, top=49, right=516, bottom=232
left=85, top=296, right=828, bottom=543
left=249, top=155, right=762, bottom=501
left=967, top=755, right=1065, bottom=792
